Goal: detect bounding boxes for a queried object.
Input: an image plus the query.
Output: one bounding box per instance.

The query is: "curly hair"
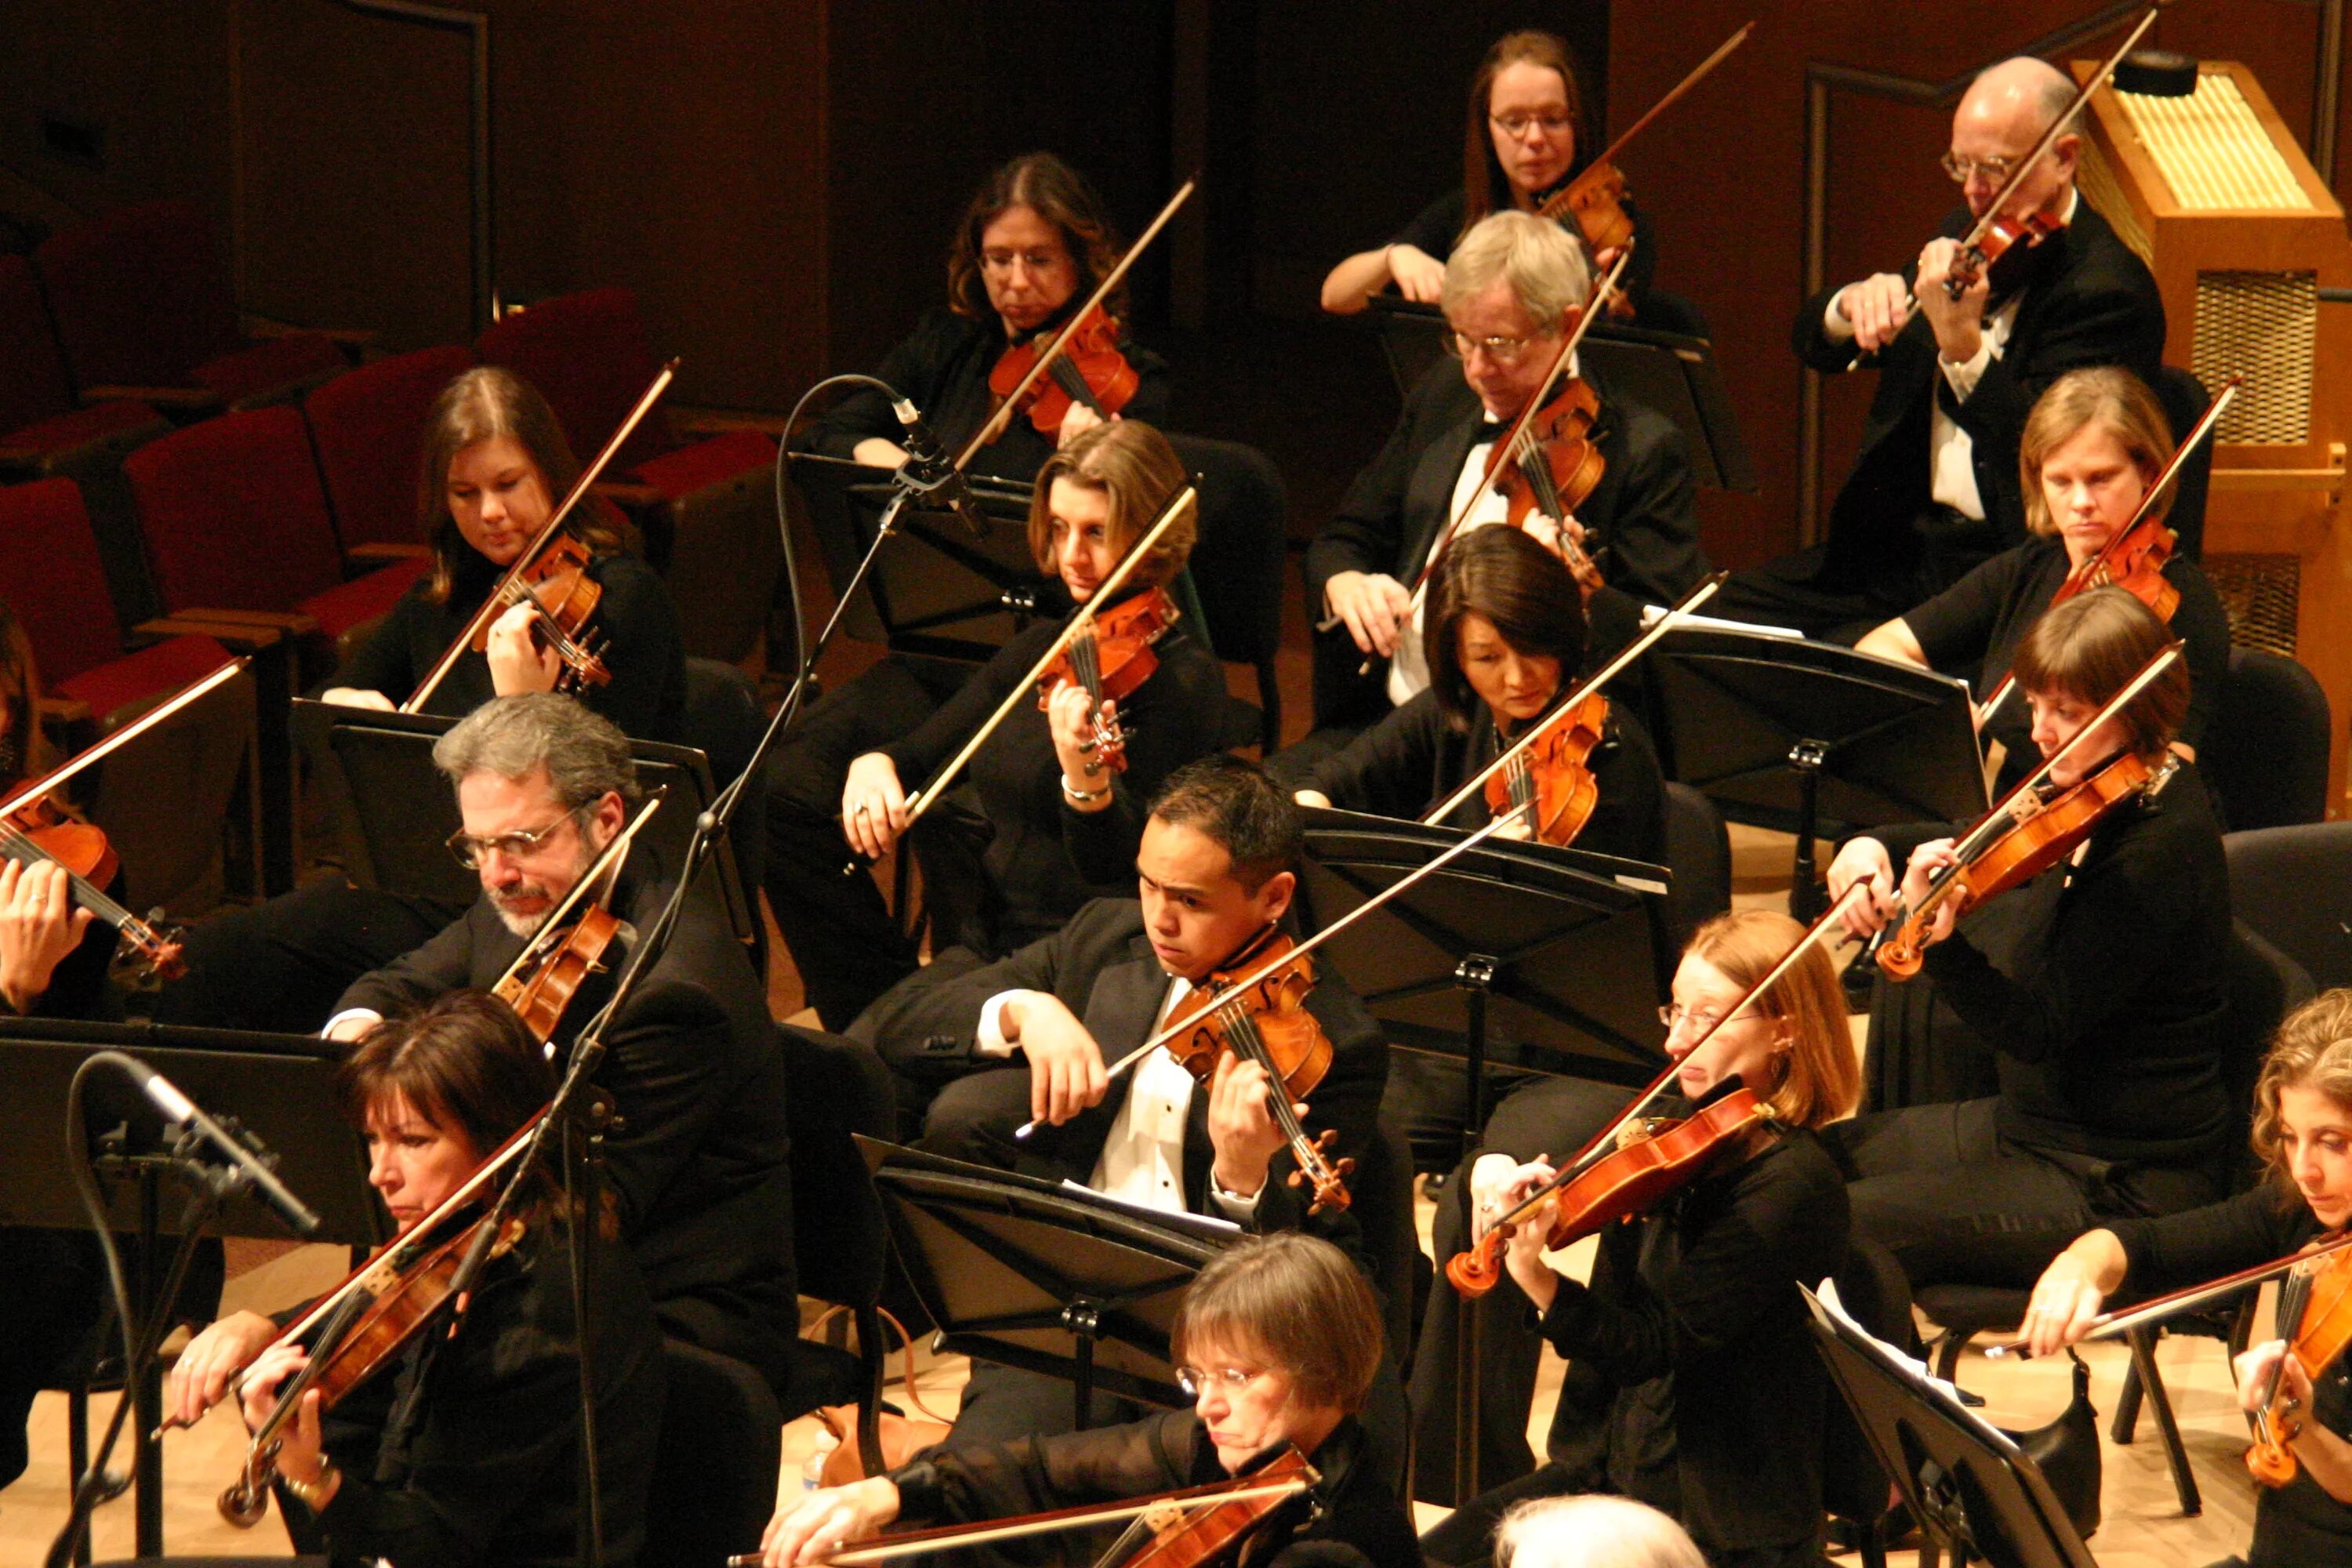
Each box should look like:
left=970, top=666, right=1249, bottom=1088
left=2251, top=989, right=2352, bottom=1192
left=943, top=153, right=1127, bottom=325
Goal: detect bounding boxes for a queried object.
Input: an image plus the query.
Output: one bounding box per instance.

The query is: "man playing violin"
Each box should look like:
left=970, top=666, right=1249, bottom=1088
left=759, top=1233, right=1417, bottom=1568
left=1306, top=209, right=1705, bottom=734
left=1716, top=56, right=2165, bottom=641
left=2020, top=988, right=2352, bottom=1567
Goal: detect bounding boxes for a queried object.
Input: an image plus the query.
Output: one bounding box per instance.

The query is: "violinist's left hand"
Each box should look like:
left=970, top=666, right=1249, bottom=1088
left=1207, top=1052, right=1302, bottom=1201
left=1897, top=838, right=1962, bottom=949
left=1915, top=238, right=1988, bottom=366
left=1045, top=680, right=1112, bottom=806
left=1481, top=1157, right=1562, bottom=1312
left=1518, top=511, right=1588, bottom=565
left=0, top=858, right=94, bottom=1015
left=485, top=601, right=563, bottom=696
left=2235, top=1338, right=2314, bottom=1425
left=239, top=1343, right=335, bottom=1499
left=1057, top=401, right=1108, bottom=448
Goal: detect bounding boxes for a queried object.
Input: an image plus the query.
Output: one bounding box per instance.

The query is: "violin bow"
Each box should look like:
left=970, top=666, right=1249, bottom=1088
left=956, top=176, right=1198, bottom=468
left=1976, top=376, right=2239, bottom=728
left=1552, top=20, right=1754, bottom=203
left=403, top=359, right=679, bottom=713
left=1424, top=570, right=1723, bottom=823
left=0, top=658, right=248, bottom=822
left=1014, top=796, right=1541, bottom=1139
left=1987, top=1229, right=2352, bottom=1359
left=723, top=1469, right=1316, bottom=1568
left=488, top=789, right=666, bottom=994
left=896, top=482, right=1197, bottom=828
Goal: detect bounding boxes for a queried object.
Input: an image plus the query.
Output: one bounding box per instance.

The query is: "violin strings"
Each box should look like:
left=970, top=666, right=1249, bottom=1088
left=0, top=820, right=138, bottom=930
left=1218, top=996, right=1316, bottom=1153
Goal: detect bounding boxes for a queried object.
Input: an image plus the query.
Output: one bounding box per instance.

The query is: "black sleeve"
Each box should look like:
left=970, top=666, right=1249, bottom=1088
left=1791, top=274, right=1890, bottom=376
left=1597, top=409, right=1706, bottom=605
left=1061, top=637, right=1228, bottom=886
left=325, top=588, right=430, bottom=701
left=1573, top=714, right=1667, bottom=866
left=894, top=1410, right=1192, bottom=1526
left=1304, top=393, right=1428, bottom=611
left=1308, top=694, right=1450, bottom=818
left=1616, top=198, right=1660, bottom=309
left=880, top=625, right=1052, bottom=787
left=1392, top=191, right=1466, bottom=258
left=583, top=554, right=687, bottom=743
left=1950, top=268, right=2167, bottom=461
left=2105, top=1185, right=2307, bottom=1301
left=589, top=978, right=739, bottom=1232
left=1118, top=340, right=1173, bottom=429
left=800, top=321, right=949, bottom=462
left=337, top=913, right=475, bottom=1021
left=2167, top=561, right=2231, bottom=753
left=850, top=920, right=1078, bottom=1082
left=1904, top=550, right=2023, bottom=673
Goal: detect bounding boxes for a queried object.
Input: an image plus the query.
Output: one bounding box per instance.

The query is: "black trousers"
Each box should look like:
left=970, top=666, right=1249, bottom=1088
left=151, top=878, right=460, bottom=1034
left=1710, top=504, right=2008, bottom=644
left=1822, top=1097, right=2223, bottom=1291
left=1403, top=1072, right=1633, bottom=1508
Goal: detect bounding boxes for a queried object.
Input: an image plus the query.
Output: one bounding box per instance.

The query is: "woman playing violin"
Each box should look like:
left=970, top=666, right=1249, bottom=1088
left=1824, top=590, right=2234, bottom=1294
left=2022, top=989, right=2352, bottom=1567
left=768, top=419, right=1227, bottom=1031
left=758, top=1232, right=1416, bottom=1568
left=1419, top=910, right=1858, bottom=1567
left=1855, top=367, right=2230, bottom=793
left=1319, top=31, right=1653, bottom=319
left=800, top=151, right=1171, bottom=483
left=169, top=991, right=664, bottom=1568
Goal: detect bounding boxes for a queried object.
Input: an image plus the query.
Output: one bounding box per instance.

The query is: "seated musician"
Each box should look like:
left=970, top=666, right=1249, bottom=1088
left=179, top=992, right=665, bottom=1568
left=769, top=419, right=1227, bottom=1031
left=1715, top=56, right=2165, bottom=641
left=1304, top=209, right=1705, bottom=734
left=1824, top=590, right=2233, bottom=1295
left=155, top=365, right=689, bottom=1034
left=1856, top=366, right=2228, bottom=793
left=2020, top=988, right=2352, bottom=1568
left=173, top=695, right=796, bottom=1398
left=852, top=757, right=1389, bottom=1450
left=1319, top=29, right=1654, bottom=320
left=757, top=1232, right=1417, bottom=1568
left=1421, top=909, right=1857, bottom=1566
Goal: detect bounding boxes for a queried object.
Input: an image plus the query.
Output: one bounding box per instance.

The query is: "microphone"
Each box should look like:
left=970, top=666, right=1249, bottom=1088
left=891, top=397, right=990, bottom=539
left=139, top=1067, right=323, bottom=1236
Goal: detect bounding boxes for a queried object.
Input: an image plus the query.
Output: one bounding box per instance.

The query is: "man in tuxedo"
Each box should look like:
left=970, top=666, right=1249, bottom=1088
left=1715, top=55, right=2166, bottom=641
left=325, top=694, right=800, bottom=1396
left=1304, top=209, right=1708, bottom=733
left=855, top=756, right=1392, bottom=1447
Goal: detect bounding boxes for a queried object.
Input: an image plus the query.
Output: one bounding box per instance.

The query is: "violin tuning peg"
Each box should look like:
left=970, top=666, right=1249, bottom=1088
left=1336, top=1157, right=1357, bottom=1178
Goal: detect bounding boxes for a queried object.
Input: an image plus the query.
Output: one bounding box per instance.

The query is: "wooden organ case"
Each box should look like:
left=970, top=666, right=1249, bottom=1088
left=2074, top=59, right=2352, bottom=808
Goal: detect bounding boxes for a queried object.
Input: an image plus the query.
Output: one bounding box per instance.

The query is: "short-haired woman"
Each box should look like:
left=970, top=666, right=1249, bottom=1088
left=758, top=1232, right=1417, bottom=1568
left=1826, top=589, right=2236, bottom=1297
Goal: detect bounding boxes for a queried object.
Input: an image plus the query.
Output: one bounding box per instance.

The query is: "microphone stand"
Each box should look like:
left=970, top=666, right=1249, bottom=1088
left=441, top=372, right=946, bottom=1568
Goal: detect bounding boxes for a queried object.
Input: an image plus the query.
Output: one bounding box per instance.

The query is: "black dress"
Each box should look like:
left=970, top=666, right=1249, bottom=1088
left=1902, top=533, right=2230, bottom=793
left=1390, top=187, right=1660, bottom=318
left=1421, top=1126, right=1850, bottom=1568
left=888, top=1410, right=1419, bottom=1568
left=2104, top=1185, right=2352, bottom=1567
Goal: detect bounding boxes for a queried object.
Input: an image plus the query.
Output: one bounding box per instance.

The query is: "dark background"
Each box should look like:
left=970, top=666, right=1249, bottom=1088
left=4, top=0, right=2345, bottom=565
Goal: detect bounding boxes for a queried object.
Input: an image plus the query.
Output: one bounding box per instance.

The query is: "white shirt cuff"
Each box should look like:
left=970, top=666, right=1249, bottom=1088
left=976, top=990, right=1044, bottom=1058
left=1939, top=339, right=1995, bottom=401
left=1824, top=289, right=1857, bottom=343
left=321, top=1007, right=383, bottom=1040
left=1210, top=1178, right=1264, bottom=1221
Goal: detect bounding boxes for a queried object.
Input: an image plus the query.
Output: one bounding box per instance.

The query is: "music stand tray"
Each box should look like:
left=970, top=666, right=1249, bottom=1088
left=1804, top=1285, right=2098, bottom=1568
left=1639, top=627, right=1987, bottom=917
left=295, top=700, right=759, bottom=946
left=1364, top=297, right=1756, bottom=492
left=860, top=1135, right=1232, bottom=1423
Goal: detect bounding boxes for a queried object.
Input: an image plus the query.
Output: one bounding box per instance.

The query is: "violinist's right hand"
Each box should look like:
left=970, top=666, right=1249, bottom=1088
left=851, top=437, right=912, bottom=470
left=1323, top=572, right=1410, bottom=659
left=841, top=753, right=909, bottom=860
left=1388, top=244, right=1446, bottom=303
left=167, top=1308, right=279, bottom=1429
left=760, top=1475, right=902, bottom=1567
left=1001, top=993, right=1109, bottom=1126
left=320, top=687, right=397, bottom=713
left=1293, top=789, right=1334, bottom=810
left=1824, top=838, right=1898, bottom=939
left=2021, top=1235, right=2125, bottom=1359
left=1834, top=270, right=1912, bottom=354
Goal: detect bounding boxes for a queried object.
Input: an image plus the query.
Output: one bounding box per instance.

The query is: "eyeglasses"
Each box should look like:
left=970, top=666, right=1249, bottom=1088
left=1174, top=1364, right=1265, bottom=1399
left=1443, top=329, right=1544, bottom=365
left=979, top=248, right=1070, bottom=278
left=1940, top=151, right=2020, bottom=184
left=1490, top=112, right=1574, bottom=140
left=446, top=807, right=583, bottom=870
left=1657, top=1003, right=1727, bottom=1036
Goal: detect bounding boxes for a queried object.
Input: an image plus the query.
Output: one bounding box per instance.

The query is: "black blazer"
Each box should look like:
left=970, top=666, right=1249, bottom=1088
left=336, top=862, right=798, bottom=1386
left=855, top=898, right=1387, bottom=1239
left=1795, top=198, right=2165, bottom=583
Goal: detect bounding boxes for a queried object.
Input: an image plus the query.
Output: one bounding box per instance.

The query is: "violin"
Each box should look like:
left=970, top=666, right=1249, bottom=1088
left=1483, top=689, right=1607, bottom=847
left=1036, top=586, right=1180, bottom=776
left=1447, top=1086, right=1769, bottom=1297
left=1163, top=927, right=1355, bottom=1215
left=990, top=305, right=1140, bottom=438
left=1117, top=1446, right=1317, bottom=1568
left=465, top=532, right=614, bottom=696
left=0, top=793, right=185, bottom=981
left=492, top=902, right=623, bottom=1041
left=2247, top=1242, right=2352, bottom=1487
left=1494, top=378, right=1607, bottom=600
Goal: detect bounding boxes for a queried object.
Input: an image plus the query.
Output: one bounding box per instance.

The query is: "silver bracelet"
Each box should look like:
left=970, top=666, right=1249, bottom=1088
left=1062, top=778, right=1109, bottom=805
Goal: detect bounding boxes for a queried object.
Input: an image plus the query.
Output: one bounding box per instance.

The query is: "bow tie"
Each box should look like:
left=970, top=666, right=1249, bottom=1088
left=1472, top=417, right=1510, bottom=444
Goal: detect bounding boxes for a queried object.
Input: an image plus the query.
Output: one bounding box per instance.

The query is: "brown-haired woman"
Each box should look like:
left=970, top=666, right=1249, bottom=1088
left=2022, top=988, right=2352, bottom=1566
left=1320, top=30, right=1654, bottom=318
left=168, top=992, right=666, bottom=1568
left=800, top=151, right=1173, bottom=485
left=321, top=365, right=688, bottom=745
left=758, top=1231, right=1417, bottom=1568
left=1855, top=366, right=2230, bottom=793
left=1419, top=909, right=1859, bottom=1566
left=766, top=419, right=1227, bottom=1030
left=1824, top=589, right=2235, bottom=1302
left=1294, top=526, right=1664, bottom=862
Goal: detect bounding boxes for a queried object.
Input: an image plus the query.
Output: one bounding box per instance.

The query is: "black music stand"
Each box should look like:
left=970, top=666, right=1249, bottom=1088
left=0, top=1018, right=383, bottom=1559
left=789, top=452, right=1049, bottom=661
left=1803, top=1286, right=2099, bottom=1568
left=1639, top=627, right=1987, bottom=920
left=1364, top=297, right=1756, bottom=492
left=860, top=1135, right=1232, bottom=1427
left=293, top=700, right=759, bottom=947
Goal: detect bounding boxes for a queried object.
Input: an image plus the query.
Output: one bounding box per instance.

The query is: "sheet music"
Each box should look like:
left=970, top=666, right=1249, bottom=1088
left=1058, top=1179, right=1243, bottom=1238
left=1640, top=604, right=1804, bottom=639
left=1806, top=1279, right=2017, bottom=1454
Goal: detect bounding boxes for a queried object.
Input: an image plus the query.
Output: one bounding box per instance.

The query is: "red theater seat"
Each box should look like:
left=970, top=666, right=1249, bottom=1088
left=0, top=254, right=168, bottom=471
left=305, top=344, right=477, bottom=552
